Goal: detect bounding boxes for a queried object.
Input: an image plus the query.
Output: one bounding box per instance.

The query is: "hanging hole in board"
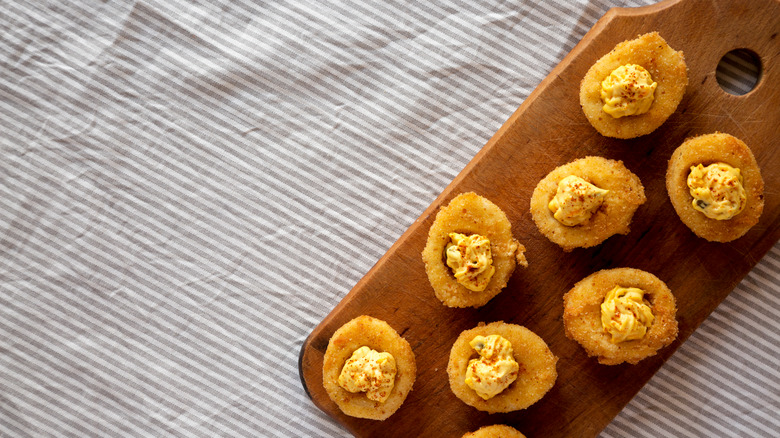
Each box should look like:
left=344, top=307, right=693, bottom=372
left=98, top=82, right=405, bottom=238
left=715, top=49, right=762, bottom=95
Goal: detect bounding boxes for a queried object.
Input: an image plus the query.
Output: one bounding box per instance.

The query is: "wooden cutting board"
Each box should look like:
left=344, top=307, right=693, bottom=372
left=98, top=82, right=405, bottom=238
left=300, top=0, right=780, bottom=436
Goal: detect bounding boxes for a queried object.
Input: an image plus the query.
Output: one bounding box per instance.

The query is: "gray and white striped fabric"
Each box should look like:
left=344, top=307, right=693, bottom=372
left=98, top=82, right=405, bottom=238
left=1, top=1, right=776, bottom=437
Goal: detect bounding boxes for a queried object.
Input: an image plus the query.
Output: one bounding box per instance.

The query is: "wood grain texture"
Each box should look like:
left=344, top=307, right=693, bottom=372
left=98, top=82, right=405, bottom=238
left=300, top=0, right=780, bottom=436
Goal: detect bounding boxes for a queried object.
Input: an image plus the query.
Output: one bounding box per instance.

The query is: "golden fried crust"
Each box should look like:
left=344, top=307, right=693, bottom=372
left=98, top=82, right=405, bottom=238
left=563, top=268, right=678, bottom=365
left=322, top=315, right=416, bottom=420
left=422, top=192, right=527, bottom=308
left=462, top=424, right=527, bottom=438
left=447, top=322, right=557, bottom=413
left=530, top=157, right=646, bottom=251
left=666, top=132, right=764, bottom=242
left=580, top=32, right=688, bottom=139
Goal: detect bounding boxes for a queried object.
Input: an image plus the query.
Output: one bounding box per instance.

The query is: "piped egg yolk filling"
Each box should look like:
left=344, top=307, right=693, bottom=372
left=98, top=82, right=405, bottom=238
left=601, top=286, right=654, bottom=344
left=687, top=162, right=747, bottom=220
left=600, top=64, right=658, bottom=118
left=445, top=233, right=496, bottom=292
left=548, top=175, right=609, bottom=226
left=338, top=346, right=397, bottom=403
left=464, top=335, right=519, bottom=400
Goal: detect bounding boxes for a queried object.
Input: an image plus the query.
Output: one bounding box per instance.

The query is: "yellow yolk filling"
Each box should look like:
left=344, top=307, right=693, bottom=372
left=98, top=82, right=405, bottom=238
left=338, top=346, right=397, bottom=403
left=687, top=162, right=747, bottom=220
left=601, top=64, right=658, bottom=118
left=601, top=286, right=654, bottom=344
left=445, top=233, right=495, bottom=292
left=464, top=335, right=519, bottom=400
left=548, top=175, right=609, bottom=226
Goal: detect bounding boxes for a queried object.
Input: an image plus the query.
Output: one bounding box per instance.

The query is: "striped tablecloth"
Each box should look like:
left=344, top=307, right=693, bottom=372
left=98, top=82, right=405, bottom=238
left=1, top=1, right=777, bottom=437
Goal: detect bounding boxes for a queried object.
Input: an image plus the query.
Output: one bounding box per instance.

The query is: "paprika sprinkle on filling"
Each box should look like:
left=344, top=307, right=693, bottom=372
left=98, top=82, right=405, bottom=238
left=337, top=346, right=397, bottom=403
left=548, top=175, right=609, bottom=226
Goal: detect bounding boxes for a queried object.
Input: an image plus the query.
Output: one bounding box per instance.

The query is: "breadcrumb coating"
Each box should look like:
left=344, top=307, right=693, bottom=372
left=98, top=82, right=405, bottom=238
left=423, top=193, right=527, bottom=308
left=580, top=32, right=687, bottom=138
left=462, top=424, right=527, bottom=438
left=323, top=315, right=416, bottom=420
left=448, top=322, right=557, bottom=413
left=666, top=132, right=764, bottom=242
left=530, top=157, right=646, bottom=251
left=563, top=268, right=678, bottom=365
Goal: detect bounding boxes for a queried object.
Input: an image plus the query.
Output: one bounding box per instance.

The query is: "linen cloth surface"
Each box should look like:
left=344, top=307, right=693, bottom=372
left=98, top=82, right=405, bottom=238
left=1, top=1, right=777, bottom=437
